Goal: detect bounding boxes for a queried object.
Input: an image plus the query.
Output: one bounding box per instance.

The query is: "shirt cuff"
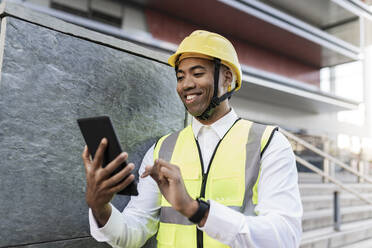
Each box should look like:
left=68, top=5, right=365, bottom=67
left=89, top=203, right=123, bottom=242
left=197, top=200, right=247, bottom=245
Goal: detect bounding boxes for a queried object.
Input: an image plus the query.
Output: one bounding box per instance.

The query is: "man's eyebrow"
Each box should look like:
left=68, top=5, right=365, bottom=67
left=177, top=65, right=206, bottom=74
left=190, top=65, right=206, bottom=71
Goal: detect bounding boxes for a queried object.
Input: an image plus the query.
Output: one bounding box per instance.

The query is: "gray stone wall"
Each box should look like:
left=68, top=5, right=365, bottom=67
left=0, top=15, right=184, bottom=247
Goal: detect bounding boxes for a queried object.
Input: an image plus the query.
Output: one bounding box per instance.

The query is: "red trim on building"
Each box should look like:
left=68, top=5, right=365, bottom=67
left=146, top=9, right=320, bottom=87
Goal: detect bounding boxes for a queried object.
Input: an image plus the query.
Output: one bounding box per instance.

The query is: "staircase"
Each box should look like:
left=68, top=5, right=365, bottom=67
left=299, top=174, right=372, bottom=248
left=280, top=129, right=372, bottom=248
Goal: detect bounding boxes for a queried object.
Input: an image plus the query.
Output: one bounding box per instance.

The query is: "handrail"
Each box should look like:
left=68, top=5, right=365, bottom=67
left=295, top=155, right=372, bottom=205
left=280, top=128, right=372, bottom=205
left=280, top=128, right=372, bottom=184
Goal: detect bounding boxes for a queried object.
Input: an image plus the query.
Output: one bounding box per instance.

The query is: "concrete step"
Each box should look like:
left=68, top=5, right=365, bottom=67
left=303, top=205, right=372, bottom=231
left=341, top=238, right=372, bottom=248
left=299, top=172, right=322, bottom=183
left=301, top=218, right=372, bottom=248
left=302, top=193, right=372, bottom=211
left=299, top=184, right=372, bottom=197
left=298, top=172, right=363, bottom=184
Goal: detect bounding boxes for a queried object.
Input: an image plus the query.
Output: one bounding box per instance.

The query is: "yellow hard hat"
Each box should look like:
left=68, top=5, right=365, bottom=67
left=168, top=30, right=242, bottom=91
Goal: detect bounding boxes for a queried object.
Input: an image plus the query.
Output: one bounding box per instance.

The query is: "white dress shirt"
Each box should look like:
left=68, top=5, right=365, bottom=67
left=89, top=109, right=303, bottom=247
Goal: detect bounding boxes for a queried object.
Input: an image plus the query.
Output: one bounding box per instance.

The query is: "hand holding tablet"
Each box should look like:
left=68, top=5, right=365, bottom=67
left=78, top=116, right=138, bottom=196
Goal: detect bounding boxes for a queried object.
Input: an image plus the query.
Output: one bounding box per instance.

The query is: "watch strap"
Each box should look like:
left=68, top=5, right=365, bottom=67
left=188, top=198, right=210, bottom=224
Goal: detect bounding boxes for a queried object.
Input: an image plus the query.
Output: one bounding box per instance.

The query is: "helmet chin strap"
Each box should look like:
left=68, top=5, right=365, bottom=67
left=197, top=58, right=235, bottom=121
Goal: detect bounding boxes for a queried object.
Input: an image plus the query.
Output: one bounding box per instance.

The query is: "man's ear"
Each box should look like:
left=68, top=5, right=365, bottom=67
left=223, top=69, right=233, bottom=88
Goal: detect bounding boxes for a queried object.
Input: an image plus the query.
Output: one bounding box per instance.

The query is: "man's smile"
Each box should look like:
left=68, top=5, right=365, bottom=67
left=185, top=93, right=202, bottom=104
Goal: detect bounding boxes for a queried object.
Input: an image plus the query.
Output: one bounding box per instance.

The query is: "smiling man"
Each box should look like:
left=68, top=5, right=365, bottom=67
left=175, top=56, right=232, bottom=123
left=84, top=30, right=303, bottom=248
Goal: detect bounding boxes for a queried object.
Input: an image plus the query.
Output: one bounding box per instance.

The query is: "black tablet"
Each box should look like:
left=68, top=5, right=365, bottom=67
left=77, top=116, right=138, bottom=196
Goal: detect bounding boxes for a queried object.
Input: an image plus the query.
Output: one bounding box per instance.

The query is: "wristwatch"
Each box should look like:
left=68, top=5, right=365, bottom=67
left=188, top=198, right=210, bottom=224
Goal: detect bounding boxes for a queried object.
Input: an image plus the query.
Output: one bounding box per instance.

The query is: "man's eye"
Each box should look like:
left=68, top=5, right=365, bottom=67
left=177, top=76, right=184, bottom=81
left=194, top=73, right=204, bottom=77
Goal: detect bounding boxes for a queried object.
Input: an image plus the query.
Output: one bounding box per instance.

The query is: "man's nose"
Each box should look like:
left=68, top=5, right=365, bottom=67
left=182, top=75, right=196, bottom=90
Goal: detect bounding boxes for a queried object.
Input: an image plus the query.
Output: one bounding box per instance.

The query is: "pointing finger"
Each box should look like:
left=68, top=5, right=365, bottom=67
left=141, top=165, right=153, bottom=178
left=156, top=159, right=175, bottom=170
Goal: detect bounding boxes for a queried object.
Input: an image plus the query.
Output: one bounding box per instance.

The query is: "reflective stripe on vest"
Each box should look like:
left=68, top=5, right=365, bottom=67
left=154, top=119, right=277, bottom=248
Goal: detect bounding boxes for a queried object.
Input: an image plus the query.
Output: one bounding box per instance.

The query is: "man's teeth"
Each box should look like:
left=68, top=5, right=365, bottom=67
left=186, top=95, right=196, bottom=100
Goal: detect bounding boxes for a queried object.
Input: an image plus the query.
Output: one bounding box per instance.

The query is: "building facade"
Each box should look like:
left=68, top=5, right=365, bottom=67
left=22, top=0, right=372, bottom=173
left=2, top=0, right=372, bottom=247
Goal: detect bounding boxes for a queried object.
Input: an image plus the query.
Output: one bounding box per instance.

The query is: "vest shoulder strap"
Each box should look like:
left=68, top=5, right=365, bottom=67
left=153, top=133, right=170, bottom=161
left=232, top=119, right=276, bottom=151
left=153, top=126, right=191, bottom=162
left=260, top=124, right=278, bottom=157
left=250, top=124, right=278, bottom=207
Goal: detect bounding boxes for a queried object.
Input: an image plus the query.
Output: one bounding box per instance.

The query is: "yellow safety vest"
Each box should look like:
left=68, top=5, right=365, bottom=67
left=153, top=119, right=277, bottom=248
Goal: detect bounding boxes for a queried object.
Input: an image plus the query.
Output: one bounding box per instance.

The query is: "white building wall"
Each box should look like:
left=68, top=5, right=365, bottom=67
left=363, top=18, right=372, bottom=138
left=231, top=96, right=337, bottom=135
left=27, top=0, right=50, bottom=7
left=122, top=3, right=148, bottom=32
left=91, top=0, right=123, bottom=18
left=231, top=95, right=372, bottom=139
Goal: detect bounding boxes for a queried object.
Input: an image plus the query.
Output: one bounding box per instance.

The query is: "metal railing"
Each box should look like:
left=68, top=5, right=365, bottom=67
left=280, top=128, right=372, bottom=205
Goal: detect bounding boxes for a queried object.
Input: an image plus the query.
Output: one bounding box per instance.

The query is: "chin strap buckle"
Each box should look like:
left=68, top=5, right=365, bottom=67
left=209, top=97, right=220, bottom=108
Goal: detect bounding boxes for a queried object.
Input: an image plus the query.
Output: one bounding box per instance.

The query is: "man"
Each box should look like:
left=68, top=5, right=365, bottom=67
left=83, top=30, right=303, bottom=247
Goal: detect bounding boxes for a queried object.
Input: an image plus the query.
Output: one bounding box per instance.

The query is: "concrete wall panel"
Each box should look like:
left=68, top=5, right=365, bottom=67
left=0, top=15, right=184, bottom=247
left=10, top=238, right=110, bottom=248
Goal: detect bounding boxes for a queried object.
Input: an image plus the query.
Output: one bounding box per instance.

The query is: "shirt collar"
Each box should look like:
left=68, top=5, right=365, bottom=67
left=191, top=108, right=239, bottom=140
